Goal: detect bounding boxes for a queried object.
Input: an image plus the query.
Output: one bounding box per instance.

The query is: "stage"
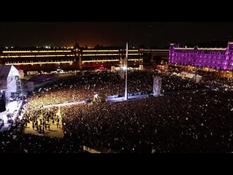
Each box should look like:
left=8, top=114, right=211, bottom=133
left=106, top=93, right=161, bottom=102
left=0, top=100, right=23, bottom=132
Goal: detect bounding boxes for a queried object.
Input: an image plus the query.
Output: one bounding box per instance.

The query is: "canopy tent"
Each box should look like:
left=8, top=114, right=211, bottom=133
left=0, top=65, right=21, bottom=100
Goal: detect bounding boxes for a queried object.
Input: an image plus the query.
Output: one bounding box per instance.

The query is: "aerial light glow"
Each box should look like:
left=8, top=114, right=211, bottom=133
left=45, top=46, right=51, bottom=49
left=128, top=58, right=143, bottom=61
left=121, top=66, right=127, bottom=71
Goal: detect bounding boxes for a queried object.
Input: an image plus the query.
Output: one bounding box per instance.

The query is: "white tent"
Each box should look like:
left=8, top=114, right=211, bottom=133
left=0, top=65, right=21, bottom=100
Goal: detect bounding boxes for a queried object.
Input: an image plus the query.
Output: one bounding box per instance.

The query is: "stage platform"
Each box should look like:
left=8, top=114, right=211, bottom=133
left=106, top=93, right=161, bottom=102
left=0, top=100, right=23, bottom=132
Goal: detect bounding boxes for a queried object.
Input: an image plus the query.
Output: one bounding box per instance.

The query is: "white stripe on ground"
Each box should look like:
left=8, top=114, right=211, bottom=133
left=41, top=100, right=86, bottom=109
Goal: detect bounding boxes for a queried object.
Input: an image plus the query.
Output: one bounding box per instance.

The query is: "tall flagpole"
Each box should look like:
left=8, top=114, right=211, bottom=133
left=125, top=42, right=128, bottom=100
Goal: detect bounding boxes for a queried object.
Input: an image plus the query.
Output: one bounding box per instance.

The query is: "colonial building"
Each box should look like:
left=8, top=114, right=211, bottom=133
left=169, top=42, right=233, bottom=71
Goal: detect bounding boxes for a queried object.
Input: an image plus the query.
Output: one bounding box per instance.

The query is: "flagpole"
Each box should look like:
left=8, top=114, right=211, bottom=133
left=125, top=42, right=128, bottom=100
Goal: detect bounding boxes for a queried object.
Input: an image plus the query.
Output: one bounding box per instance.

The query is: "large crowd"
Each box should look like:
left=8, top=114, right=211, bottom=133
left=1, top=70, right=233, bottom=153
left=61, top=90, right=233, bottom=153
left=27, top=71, right=206, bottom=108
left=23, top=107, right=62, bottom=135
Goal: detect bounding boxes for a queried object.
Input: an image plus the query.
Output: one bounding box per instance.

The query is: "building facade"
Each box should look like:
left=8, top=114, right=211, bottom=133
left=169, top=42, right=233, bottom=71
left=0, top=48, right=143, bottom=71
left=0, top=48, right=168, bottom=72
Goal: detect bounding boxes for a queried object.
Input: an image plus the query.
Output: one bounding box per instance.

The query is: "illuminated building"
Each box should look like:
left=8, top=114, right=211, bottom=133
left=0, top=48, right=163, bottom=72
left=169, top=42, right=233, bottom=71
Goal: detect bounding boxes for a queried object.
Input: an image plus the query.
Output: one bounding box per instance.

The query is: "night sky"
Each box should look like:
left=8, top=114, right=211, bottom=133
left=1, top=22, right=233, bottom=48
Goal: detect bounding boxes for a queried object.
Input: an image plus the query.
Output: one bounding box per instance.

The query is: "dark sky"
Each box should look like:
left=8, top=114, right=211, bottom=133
left=1, top=22, right=233, bottom=48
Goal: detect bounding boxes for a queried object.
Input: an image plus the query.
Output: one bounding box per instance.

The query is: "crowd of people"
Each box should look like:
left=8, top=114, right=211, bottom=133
left=59, top=89, right=233, bottom=153
left=0, top=70, right=233, bottom=153
left=23, top=107, right=62, bottom=134
left=26, top=71, right=154, bottom=109
left=27, top=71, right=206, bottom=108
